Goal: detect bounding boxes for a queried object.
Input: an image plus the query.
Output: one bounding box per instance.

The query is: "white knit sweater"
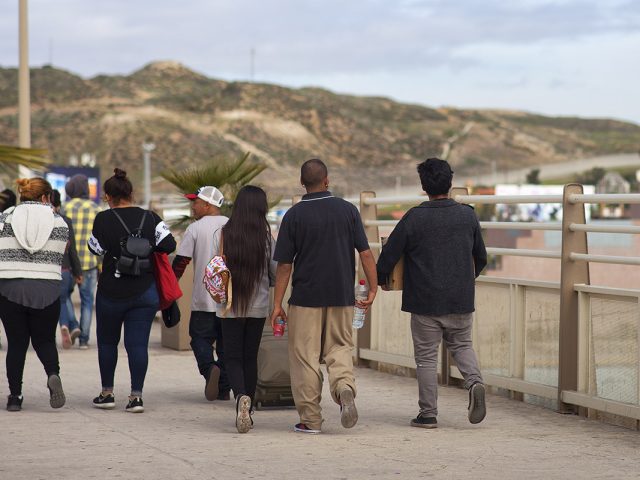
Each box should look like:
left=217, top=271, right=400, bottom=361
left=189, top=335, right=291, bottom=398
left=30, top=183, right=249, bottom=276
left=0, top=202, right=69, bottom=280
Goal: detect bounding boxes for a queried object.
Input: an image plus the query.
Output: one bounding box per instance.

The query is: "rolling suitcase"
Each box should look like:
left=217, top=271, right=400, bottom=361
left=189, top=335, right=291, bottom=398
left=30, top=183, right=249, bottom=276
left=254, top=324, right=295, bottom=410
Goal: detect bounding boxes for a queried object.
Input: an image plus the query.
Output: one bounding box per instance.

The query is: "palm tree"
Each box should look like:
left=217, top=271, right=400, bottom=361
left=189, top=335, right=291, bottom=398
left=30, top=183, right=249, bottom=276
left=0, top=145, right=50, bottom=173
left=161, top=152, right=273, bottom=225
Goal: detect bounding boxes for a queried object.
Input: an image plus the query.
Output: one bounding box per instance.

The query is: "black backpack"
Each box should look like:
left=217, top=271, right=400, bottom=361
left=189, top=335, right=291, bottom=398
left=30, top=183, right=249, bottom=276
left=111, top=209, right=154, bottom=277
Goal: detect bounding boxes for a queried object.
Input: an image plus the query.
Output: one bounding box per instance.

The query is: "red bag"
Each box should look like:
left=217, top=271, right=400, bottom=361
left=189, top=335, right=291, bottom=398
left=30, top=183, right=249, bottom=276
left=152, top=252, right=183, bottom=311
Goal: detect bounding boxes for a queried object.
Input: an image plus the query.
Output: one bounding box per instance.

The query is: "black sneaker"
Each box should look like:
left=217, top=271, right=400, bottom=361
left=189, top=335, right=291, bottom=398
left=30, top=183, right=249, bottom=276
left=47, top=374, right=66, bottom=409
left=7, top=395, right=23, bottom=412
left=125, top=396, right=144, bottom=413
left=468, top=382, right=486, bottom=424
left=93, top=393, right=116, bottom=409
left=410, top=413, right=438, bottom=429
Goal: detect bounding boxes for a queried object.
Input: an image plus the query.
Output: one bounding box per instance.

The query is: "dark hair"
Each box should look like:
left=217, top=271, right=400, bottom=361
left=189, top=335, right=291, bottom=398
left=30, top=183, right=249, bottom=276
left=417, top=158, right=453, bottom=195
left=104, top=168, right=133, bottom=204
left=15, top=177, right=53, bottom=202
left=50, top=189, right=61, bottom=208
left=0, top=188, right=16, bottom=211
left=301, top=158, right=328, bottom=188
left=222, top=185, right=270, bottom=316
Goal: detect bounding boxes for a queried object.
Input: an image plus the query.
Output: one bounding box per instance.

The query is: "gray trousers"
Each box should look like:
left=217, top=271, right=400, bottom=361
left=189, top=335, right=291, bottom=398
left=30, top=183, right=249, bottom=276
left=410, top=312, right=483, bottom=417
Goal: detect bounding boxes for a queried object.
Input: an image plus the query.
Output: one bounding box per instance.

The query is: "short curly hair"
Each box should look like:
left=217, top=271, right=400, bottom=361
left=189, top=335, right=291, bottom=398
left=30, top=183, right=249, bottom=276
left=417, top=158, right=453, bottom=195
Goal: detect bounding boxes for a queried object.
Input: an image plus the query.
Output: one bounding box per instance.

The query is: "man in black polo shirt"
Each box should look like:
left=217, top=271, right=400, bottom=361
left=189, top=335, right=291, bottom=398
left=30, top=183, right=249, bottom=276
left=270, top=158, right=378, bottom=434
left=377, top=157, right=487, bottom=430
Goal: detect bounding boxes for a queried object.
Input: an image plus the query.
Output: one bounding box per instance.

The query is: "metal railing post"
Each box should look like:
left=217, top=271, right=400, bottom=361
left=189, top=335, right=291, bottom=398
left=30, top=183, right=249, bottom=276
left=358, top=191, right=379, bottom=366
left=558, top=184, right=590, bottom=413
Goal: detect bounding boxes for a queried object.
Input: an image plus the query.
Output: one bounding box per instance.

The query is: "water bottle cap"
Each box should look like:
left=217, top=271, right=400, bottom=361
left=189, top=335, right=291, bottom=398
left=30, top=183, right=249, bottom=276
left=359, top=279, right=366, bottom=285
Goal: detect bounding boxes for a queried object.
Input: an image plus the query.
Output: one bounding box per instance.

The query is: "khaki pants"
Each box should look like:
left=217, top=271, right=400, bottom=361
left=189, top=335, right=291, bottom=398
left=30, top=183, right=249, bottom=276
left=287, top=305, right=356, bottom=429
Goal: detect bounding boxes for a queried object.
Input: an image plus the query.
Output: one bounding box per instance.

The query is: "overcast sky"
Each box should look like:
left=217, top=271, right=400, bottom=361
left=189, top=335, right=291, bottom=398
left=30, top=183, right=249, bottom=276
left=1, top=0, right=639, bottom=123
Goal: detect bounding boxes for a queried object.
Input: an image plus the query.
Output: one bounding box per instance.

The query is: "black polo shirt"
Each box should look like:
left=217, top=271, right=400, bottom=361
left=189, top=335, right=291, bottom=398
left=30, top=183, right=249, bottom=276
left=274, top=191, right=370, bottom=307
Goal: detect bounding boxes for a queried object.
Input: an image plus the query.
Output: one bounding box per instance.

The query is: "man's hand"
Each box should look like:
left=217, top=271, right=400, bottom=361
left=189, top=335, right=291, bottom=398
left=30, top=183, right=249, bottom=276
left=355, top=287, right=377, bottom=313
left=75, top=275, right=83, bottom=285
left=381, top=284, right=391, bottom=292
left=269, top=305, right=287, bottom=329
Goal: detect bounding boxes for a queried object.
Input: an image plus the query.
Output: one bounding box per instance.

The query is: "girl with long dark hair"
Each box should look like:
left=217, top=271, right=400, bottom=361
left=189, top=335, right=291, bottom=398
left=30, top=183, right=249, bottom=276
left=88, top=168, right=176, bottom=413
left=216, top=185, right=276, bottom=433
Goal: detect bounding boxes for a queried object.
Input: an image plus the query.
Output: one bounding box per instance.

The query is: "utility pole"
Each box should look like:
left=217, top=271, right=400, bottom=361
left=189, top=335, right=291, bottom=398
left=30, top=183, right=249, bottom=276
left=250, top=47, right=255, bottom=81
left=142, top=142, right=155, bottom=208
left=18, top=0, right=32, bottom=178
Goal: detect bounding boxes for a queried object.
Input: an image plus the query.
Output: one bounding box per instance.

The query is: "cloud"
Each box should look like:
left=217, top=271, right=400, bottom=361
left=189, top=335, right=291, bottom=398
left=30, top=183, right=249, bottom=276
left=0, top=0, right=638, bottom=122
left=1, top=0, right=637, bottom=75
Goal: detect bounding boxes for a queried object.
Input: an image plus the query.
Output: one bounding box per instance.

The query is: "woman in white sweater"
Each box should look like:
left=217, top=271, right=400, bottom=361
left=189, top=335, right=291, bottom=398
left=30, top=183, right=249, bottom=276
left=0, top=178, right=69, bottom=412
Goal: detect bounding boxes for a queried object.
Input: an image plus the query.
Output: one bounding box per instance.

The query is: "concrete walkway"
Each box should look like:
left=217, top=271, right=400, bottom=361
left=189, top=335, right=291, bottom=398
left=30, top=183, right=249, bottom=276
left=1, top=321, right=639, bottom=480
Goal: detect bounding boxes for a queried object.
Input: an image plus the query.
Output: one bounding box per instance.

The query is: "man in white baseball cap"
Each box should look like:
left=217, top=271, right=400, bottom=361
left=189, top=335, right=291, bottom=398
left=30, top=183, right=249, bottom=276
left=172, top=185, right=231, bottom=400
left=183, top=186, right=224, bottom=207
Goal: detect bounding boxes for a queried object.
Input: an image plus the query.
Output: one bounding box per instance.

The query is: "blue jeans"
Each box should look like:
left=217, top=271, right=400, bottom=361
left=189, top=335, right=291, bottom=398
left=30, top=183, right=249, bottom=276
left=96, top=284, right=159, bottom=394
left=189, top=311, right=230, bottom=393
left=78, top=268, right=97, bottom=345
left=58, top=270, right=79, bottom=331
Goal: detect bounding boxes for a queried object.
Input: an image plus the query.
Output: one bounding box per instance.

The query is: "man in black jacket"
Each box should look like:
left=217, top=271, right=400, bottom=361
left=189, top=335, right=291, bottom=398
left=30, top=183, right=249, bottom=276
left=377, top=158, right=487, bottom=429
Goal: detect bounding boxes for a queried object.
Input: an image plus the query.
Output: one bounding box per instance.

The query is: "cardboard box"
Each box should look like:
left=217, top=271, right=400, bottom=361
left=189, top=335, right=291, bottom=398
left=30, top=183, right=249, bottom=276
left=381, top=237, right=403, bottom=291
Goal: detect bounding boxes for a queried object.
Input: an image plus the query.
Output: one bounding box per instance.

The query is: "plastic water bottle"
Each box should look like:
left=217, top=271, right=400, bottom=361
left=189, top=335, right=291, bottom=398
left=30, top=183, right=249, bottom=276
left=273, top=317, right=285, bottom=337
left=353, top=279, right=367, bottom=329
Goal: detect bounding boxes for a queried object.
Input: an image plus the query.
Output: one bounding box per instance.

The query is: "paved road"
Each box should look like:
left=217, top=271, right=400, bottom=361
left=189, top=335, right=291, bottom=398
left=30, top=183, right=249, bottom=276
left=1, top=321, right=639, bottom=479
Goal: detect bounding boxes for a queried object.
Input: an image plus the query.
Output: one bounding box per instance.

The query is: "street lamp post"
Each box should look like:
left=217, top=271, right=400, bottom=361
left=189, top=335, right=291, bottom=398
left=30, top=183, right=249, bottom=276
left=18, top=0, right=32, bottom=178
left=142, top=142, right=155, bottom=208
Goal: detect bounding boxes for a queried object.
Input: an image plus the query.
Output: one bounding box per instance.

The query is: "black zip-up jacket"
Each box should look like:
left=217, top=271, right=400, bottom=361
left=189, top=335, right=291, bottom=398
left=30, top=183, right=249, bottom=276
left=376, top=198, right=487, bottom=316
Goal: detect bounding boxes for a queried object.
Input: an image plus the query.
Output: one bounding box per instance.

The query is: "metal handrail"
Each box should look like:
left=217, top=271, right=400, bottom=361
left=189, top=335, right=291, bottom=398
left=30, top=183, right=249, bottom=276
left=569, top=223, right=640, bottom=234
left=481, top=221, right=562, bottom=231
left=363, top=194, right=565, bottom=206
left=569, top=194, right=640, bottom=204
left=367, top=220, right=563, bottom=231
left=570, top=253, right=640, bottom=266
left=364, top=219, right=400, bottom=227
left=487, top=247, right=561, bottom=259
left=363, top=195, right=426, bottom=206
left=454, top=194, right=563, bottom=204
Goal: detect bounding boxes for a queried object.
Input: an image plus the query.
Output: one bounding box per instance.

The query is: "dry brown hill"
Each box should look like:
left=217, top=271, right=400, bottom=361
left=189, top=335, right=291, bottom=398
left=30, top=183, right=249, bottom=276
left=1, top=61, right=639, bottom=196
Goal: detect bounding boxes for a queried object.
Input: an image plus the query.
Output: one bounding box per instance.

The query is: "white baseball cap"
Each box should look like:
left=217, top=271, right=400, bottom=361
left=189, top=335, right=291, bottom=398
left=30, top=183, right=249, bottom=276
left=184, top=186, right=224, bottom=207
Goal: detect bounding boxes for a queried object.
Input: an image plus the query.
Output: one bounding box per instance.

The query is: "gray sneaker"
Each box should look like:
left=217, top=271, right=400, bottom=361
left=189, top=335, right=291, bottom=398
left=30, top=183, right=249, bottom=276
left=468, top=383, right=486, bottom=424
left=339, top=388, right=358, bottom=428
left=47, top=374, right=66, bottom=409
left=236, top=395, right=252, bottom=433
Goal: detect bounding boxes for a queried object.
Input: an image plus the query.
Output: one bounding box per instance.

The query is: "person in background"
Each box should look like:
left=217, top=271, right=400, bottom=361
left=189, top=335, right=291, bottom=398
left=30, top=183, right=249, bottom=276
left=216, top=186, right=276, bottom=433
left=62, top=174, right=101, bottom=349
left=51, top=190, right=83, bottom=349
left=172, top=186, right=231, bottom=402
left=88, top=168, right=176, bottom=413
left=0, top=188, right=17, bottom=212
left=270, top=158, right=378, bottom=434
left=0, top=188, right=17, bottom=350
left=376, top=158, right=487, bottom=429
left=0, top=178, right=68, bottom=411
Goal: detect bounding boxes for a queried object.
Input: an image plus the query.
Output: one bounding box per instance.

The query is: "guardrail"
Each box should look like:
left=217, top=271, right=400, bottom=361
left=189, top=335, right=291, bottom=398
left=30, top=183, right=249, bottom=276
left=358, top=184, right=640, bottom=428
